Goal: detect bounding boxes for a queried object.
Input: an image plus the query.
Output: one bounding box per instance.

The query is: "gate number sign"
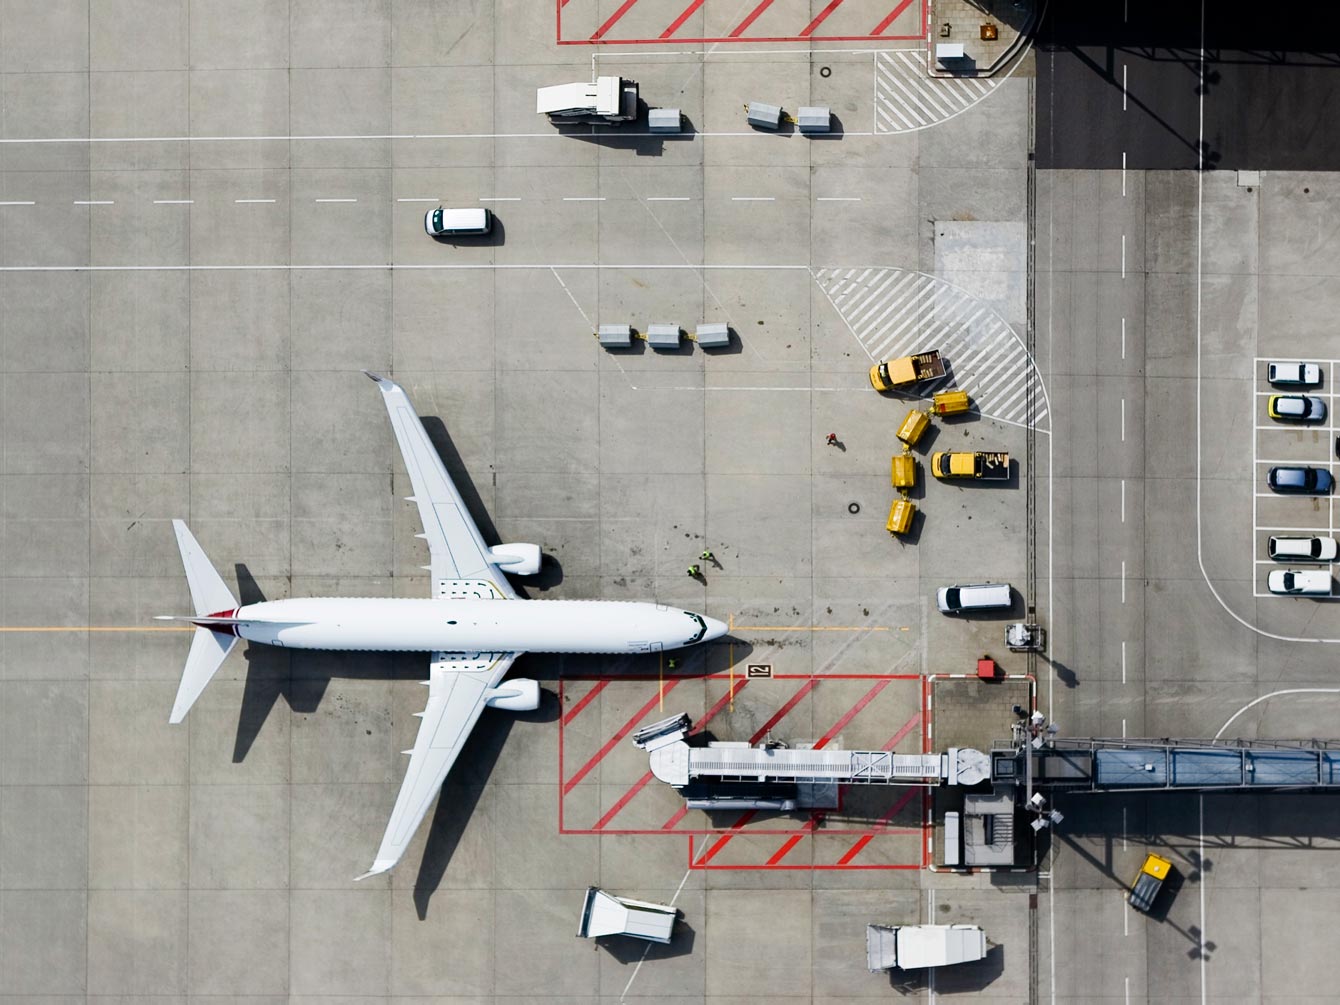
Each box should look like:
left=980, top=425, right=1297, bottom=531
left=746, top=663, right=773, bottom=678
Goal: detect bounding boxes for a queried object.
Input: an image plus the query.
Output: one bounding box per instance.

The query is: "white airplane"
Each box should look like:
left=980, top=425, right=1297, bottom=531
left=160, top=371, right=727, bottom=879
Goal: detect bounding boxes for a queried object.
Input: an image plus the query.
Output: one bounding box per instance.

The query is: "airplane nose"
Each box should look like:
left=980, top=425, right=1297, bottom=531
left=703, top=616, right=729, bottom=641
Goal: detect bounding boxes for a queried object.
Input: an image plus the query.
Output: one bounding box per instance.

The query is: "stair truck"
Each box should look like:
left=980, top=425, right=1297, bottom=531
left=931, top=451, right=1010, bottom=481
left=866, top=924, right=989, bottom=971
left=869, top=350, right=946, bottom=391
left=537, top=76, right=639, bottom=125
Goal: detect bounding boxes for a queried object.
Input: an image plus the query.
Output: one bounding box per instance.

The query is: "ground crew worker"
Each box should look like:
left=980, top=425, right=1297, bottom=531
left=687, top=564, right=700, bottom=577
left=826, top=432, right=839, bottom=445
left=667, top=659, right=678, bottom=670
left=700, top=550, right=714, bottom=562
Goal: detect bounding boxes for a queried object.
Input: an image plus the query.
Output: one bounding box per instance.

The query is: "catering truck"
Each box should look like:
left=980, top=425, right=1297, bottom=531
left=931, top=451, right=1010, bottom=481
left=868, top=350, right=946, bottom=391
left=866, top=924, right=988, bottom=971
left=537, top=76, right=639, bottom=125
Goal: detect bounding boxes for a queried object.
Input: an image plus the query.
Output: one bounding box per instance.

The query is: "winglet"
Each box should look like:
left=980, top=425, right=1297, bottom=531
left=354, top=860, right=396, bottom=882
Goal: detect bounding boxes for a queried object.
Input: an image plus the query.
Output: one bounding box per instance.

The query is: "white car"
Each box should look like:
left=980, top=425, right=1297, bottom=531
left=1267, top=569, right=1332, bottom=596
left=1268, top=536, right=1339, bottom=562
left=1267, top=361, right=1322, bottom=387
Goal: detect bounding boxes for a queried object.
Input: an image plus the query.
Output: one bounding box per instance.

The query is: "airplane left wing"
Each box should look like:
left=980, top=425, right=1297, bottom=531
left=363, top=371, right=519, bottom=597
left=357, top=651, right=520, bottom=880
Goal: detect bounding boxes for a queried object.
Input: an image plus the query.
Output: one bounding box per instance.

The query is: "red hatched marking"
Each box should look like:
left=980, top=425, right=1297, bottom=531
left=659, top=0, right=705, bottom=37
left=562, top=681, right=680, bottom=795
left=728, top=0, right=776, bottom=37
left=693, top=812, right=755, bottom=865
left=871, top=0, right=916, bottom=34
left=811, top=678, right=892, bottom=750
left=591, top=0, right=644, bottom=39
left=591, top=678, right=747, bottom=831
left=765, top=814, right=821, bottom=865
left=836, top=787, right=920, bottom=864
left=561, top=679, right=609, bottom=725
left=799, top=0, right=846, bottom=37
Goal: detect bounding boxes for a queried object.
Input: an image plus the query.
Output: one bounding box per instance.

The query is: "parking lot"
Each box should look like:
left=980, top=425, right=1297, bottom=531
left=1253, top=357, right=1340, bottom=598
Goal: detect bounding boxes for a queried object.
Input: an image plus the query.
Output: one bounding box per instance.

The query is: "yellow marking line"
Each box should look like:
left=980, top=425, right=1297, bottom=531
left=0, top=625, right=192, bottom=632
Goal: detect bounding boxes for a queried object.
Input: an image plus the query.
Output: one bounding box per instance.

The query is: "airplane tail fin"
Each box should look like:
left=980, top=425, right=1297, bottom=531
left=165, top=520, right=240, bottom=724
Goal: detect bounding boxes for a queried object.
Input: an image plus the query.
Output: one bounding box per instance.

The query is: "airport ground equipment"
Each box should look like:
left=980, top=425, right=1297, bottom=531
left=886, top=499, right=916, bottom=535
left=648, top=108, right=682, bottom=132
left=796, top=106, right=832, bottom=132
left=538, top=76, right=639, bottom=125
left=932, top=389, right=972, bottom=415
left=746, top=101, right=783, bottom=129
left=695, top=322, right=731, bottom=348
left=598, top=323, right=634, bottom=348
left=866, top=924, right=988, bottom=971
left=870, top=349, right=947, bottom=391
left=646, top=323, right=681, bottom=349
left=896, top=409, right=931, bottom=447
left=634, top=714, right=989, bottom=790
left=932, top=451, right=1010, bottom=480
left=1006, top=622, right=1046, bottom=652
left=1127, top=854, right=1173, bottom=914
left=891, top=453, right=917, bottom=489
left=577, top=887, right=678, bottom=943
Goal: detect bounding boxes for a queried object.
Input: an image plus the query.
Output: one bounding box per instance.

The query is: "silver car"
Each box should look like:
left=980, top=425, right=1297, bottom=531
left=1267, top=361, right=1322, bottom=387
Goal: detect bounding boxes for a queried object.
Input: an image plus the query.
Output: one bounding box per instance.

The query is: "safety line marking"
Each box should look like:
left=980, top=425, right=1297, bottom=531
left=766, top=814, right=822, bottom=864
left=591, top=0, right=642, bottom=39
left=660, top=0, right=705, bottom=37
left=872, top=0, right=916, bottom=34
left=730, top=0, right=776, bottom=37
left=562, top=682, right=680, bottom=794
left=561, top=679, right=609, bottom=726
left=800, top=0, right=846, bottom=37
left=837, top=787, right=920, bottom=864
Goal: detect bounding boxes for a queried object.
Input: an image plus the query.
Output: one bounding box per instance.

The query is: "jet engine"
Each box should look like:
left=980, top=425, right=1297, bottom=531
left=484, top=678, right=541, bottom=711
left=489, top=543, right=542, bottom=576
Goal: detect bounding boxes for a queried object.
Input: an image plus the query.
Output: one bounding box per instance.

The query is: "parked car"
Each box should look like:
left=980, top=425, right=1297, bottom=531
left=1267, top=361, right=1322, bottom=387
left=1268, top=395, right=1327, bottom=422
left=1268, top=536, right=1339, bottom=562
left=1267, top=466, right=1334, bottom=494
left=1267, top=569, right=1332, bottom=596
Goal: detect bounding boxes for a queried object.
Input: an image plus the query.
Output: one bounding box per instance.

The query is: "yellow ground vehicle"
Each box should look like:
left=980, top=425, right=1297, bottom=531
left=932, top=389, right=971, bottom=415
left=869, top=350, right=946, bottom=391
left=931, top=451, right=1010, bottom=480
left=1127, top=853, right=1173, bottom=914
left=886, top=499, right=915, bottom=535
left=896, top=409, right=931, bottom=447
left=890, top=453, right=917, bottom=489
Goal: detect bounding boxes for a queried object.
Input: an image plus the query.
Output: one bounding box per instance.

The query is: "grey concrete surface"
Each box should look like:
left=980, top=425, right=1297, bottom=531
left=0, top=1, right=1041, bottom=1001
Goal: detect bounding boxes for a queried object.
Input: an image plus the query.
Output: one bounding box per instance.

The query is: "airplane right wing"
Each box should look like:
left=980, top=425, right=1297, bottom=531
left=357, top=650, right=521, bottom=880
left=363, top=371, right=519, bottom=597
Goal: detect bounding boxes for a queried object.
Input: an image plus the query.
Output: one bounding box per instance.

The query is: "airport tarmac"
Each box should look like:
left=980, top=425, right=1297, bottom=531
left=0, top=1, right=1042, bottom=1002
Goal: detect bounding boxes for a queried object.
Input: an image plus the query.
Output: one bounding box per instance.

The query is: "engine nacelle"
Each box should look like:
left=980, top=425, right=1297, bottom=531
left=489, top=543, right=542, bottom=576
left=484, top=678, right=541, bottom=712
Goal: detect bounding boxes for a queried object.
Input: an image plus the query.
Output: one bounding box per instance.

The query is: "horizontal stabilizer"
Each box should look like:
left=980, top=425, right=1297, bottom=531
left=171, top=520, right=238, bottom=616
left=169, top=627, right=238, bottom=724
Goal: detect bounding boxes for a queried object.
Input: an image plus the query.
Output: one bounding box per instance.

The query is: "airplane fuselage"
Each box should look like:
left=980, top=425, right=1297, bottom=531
left=218, top=597, right=724, bottom=653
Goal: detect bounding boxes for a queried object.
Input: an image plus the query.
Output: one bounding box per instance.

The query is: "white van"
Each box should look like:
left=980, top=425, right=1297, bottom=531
left=1267, top=569, right=1332, bottom=596
left=1268, top=536, right=1339, bottom=562
left=424, top=206, right=493, bottom=238
left=936, top=583, right=1012, bottom=614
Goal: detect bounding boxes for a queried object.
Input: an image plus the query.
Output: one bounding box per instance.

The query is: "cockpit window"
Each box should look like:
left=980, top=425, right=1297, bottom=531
left=684, top=611, right=707, bottom=644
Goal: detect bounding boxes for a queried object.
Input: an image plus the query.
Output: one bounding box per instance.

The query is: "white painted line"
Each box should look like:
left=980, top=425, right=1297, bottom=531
left=1122, top=151, right=1127, bottom=196
left=816, top=197, right=862, bottom=202
left=1121, top=479, right=1126, bottom=522
left=563, top=197, right=605, bottom=202
left=1121, top=316, right=1127, bottom=359
left=235, top=199, right=276, bottom=204
left=1199, top=793, right=1207, bottom=1005
left=0, top=201, right=35, bottom=206
left=73, top=200, right=113, bottom=205
left=314, top=198, right=357, bottom=203
left=1122, top=890, right=1129, bottom=935
left=479, top=197, right=521, bottom=202
left=732, top=197, right=775, bottom=202
left=396, top=198, right=437, bottom=203
left=153, top=199, right=193, bottom=204
left=1126, top=975, right=1130, bottom=1004
left=1121, top=234, right=1127, bottom=278
left=1122, top=64, right=1128, bottom=110
left=1121, top=560, right=1127, bottom=603
left=1121, top=398, right=1126, bottom=441
left=646, top=197, right=690, bottom=202
left=1122, top=717, right=1127, bottom=738
left=1121, top=640, right=1126, bottom=683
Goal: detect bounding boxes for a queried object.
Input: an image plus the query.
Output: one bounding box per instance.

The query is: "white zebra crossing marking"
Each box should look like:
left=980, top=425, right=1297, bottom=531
left=874, top=50, right=1004, bottom=134
left=814, top=267, right=1050, bottom=431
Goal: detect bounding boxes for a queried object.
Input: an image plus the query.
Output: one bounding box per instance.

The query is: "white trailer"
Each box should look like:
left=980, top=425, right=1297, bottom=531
left=577, top=887, right=678, bottom=944
left=537, top=76, right=639, bottom=125
left=866, top=924, right=988, bottom=971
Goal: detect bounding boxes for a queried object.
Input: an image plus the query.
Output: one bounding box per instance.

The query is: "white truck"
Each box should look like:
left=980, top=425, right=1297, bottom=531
left=866, top=924, right=988, bottom=971
left=537, top=76, right=639, bottom=125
